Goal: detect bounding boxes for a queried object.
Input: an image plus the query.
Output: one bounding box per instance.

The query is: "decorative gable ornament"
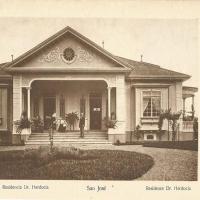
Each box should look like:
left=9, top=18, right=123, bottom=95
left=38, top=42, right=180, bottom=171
left=38, top=46, right=94, bottom=64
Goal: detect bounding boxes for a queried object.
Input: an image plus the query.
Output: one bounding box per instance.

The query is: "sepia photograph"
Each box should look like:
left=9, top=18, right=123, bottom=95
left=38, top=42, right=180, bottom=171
left=0, top=17, right=198, bottom=182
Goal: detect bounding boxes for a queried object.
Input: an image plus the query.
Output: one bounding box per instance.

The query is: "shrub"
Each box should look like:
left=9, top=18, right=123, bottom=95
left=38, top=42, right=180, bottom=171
left=31, top=116, right=44, bottom=133
left=134, top=124, right=141, bottom=140
left=158, top=109, right=182, bottom=141
left=193, top=117, right=198, bottom=140
left=143, top=141, right=198, bottom=151
left=65, top=112, right=79, bottom=130
left=14, top=111, right=31, bottom=134
left=24, top=146, right=95, bottom=167
left=104, top=117, right=117, bottom=129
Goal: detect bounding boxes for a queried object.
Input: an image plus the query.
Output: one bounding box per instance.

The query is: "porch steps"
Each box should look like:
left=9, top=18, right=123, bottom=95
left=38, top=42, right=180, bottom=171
left=25, top=131, right=111, bottom=145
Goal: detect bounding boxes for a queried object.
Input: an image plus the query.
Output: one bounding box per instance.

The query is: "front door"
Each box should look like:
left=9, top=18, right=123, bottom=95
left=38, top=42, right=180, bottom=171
left=90, top=93, right=102, bottom=130
left=43, top=96, right=56, bottom=129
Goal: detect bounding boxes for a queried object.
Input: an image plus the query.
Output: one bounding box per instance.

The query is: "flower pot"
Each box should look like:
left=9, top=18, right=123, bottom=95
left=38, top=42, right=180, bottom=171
left=20, top=128, right=31, bottom=143
left=108, top=128, right=117, bottom=135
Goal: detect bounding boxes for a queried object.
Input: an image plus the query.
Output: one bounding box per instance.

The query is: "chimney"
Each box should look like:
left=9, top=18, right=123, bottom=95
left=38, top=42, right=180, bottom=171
left=140, top=54, right=143, bottom=62
left=102, top=40, right=104, bottom=49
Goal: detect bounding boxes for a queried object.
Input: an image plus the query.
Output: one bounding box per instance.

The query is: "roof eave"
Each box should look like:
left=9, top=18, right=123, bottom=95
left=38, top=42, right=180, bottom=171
left=126, top=75, right=191, bottom=81
left=6, top=67, right=130, bottom=74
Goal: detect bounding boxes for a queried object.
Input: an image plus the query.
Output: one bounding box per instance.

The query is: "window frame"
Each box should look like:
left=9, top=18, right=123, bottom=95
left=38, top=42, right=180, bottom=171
left=142, top=89, right=161, bottom=118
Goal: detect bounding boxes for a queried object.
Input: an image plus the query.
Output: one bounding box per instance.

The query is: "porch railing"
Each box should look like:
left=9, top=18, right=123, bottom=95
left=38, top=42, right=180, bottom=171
left=182, top=121, right=193, bottom=132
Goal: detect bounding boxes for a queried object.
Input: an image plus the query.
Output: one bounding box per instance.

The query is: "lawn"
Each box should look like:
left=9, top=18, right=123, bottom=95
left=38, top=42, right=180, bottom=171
left=0, top=147, right=154, bottom=180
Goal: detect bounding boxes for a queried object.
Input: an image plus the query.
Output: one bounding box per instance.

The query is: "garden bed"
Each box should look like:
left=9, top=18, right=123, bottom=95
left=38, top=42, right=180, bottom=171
left=0, top=146, right=154, bottom=180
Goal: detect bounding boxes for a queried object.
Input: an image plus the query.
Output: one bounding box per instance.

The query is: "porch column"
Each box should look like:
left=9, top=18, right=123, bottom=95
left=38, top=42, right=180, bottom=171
left=192, top=95, right=194, bottom=107
left=107, top=86, right=111, bottom=118
left=183, top=98, right=186, bottom=118
left=192, top=95, right=195, bottom=118
left=27, top=87, right=31, bottom=119
left=115, top=75, right=126, bottom=142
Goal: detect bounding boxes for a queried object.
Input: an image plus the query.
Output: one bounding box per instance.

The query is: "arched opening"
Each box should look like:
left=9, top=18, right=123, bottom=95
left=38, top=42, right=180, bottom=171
left=23, top=80, right=114, bottom=132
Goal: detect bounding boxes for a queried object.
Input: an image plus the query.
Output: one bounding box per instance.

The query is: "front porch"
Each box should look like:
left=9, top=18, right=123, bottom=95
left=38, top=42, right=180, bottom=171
left=12, top=77, right=127, bottom=144
left=26, top=80, right=111, bottom=131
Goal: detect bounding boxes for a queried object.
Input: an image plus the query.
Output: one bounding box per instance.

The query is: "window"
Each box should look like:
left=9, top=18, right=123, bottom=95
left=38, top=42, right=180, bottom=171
left=143, top=90, right=161, bottom=117
left=63, top=48, right=75, bottom=61
left=0, top=88, right=7, bottom=129
left=147, top=135, right=154, bottom=140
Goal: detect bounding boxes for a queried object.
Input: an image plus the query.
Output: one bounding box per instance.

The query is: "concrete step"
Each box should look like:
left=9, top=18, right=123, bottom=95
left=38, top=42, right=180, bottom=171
left=25, top=140, right=111, bottom=145
left=30, top=134, right=108, bottom=137
left=31, top=133, right=107, bottom=136
left=29, top=138, right=108, bottom=141
left=26, top=131, right=109, bottom=145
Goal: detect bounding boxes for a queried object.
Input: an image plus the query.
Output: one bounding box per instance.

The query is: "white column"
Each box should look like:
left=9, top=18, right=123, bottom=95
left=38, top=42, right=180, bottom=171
left=116, top=76, right=126, bottom=133
left=27, top=87, right=31, bottom=119
left=192, top=95, right=194, bottom=106
left=107, top=87, right=111, bottom=118
left=183, top=98, right=186, bottom=118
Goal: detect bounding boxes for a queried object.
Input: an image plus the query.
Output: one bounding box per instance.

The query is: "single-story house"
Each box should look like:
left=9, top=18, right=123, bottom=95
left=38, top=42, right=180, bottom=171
left=0, top=26, right=198, bottom=145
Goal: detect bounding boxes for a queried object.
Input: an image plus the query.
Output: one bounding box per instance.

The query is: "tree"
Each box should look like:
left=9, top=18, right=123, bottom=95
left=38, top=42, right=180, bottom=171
left=193, top=117, right=198, bottom=140
left=158, top=109, right=182, bottom=141
left=134, top=125, right=141, bottom=141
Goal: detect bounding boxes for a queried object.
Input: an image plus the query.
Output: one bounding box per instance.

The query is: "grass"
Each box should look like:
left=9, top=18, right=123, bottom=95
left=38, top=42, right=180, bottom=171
left=0, top=147, right=154, bottom=180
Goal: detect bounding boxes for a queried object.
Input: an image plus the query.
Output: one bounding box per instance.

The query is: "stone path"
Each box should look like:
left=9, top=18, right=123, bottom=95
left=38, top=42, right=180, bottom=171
left=0, top=144, right=197, bottom=181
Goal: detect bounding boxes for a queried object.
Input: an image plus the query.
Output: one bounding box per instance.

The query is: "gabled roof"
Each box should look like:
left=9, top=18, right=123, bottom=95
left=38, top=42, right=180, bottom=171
left=116, top=56, right=191, bottom=81
left=3, top=26, right=131, bottom=73
left=1, top=26, right=191, bottom=81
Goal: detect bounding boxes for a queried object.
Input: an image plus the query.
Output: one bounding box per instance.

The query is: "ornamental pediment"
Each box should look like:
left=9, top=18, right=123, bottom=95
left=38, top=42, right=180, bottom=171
left=5, top=27, right=129, bottom=73
left=38, top=45, right=94, bottom=65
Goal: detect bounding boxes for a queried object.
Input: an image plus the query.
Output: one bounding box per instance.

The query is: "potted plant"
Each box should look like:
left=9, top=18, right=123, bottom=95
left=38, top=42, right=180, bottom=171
left=14, top=111, right=31, bottom=143
left=31, top=115, right=44, bottom=133
left=65, top=112, right=79, bottom=131
left=104, top=117, right=117, bottom=135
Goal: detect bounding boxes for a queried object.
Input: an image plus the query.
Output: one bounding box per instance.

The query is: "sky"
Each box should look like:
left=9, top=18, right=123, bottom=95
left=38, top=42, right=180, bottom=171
left=0, top=18, right=198, bottom=110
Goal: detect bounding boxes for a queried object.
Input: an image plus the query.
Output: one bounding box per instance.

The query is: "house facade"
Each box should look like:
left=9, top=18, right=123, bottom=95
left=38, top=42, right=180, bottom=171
left=0, top=26, right=198, bottom=145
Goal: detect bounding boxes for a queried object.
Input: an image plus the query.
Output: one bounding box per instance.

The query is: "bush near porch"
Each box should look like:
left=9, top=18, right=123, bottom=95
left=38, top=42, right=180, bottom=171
left=142, top=140, right=198, bottom=151
left=0, top=147, right=154, bottom=180
left=121, top=141, right=198, bottom=151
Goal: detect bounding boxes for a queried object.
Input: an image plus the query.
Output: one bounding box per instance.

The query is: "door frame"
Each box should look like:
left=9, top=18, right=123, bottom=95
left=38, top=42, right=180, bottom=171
left=43, top=95, right=56, bottom=129
left=89, top=92, right=102, bottom=130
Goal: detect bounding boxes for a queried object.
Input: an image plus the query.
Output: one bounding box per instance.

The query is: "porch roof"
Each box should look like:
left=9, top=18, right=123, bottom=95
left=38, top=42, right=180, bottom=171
left=182, top=86, right=198, bottom=99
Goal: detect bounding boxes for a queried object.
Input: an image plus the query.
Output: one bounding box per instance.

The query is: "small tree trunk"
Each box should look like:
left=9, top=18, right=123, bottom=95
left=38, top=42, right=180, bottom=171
left=168, top=120, right=170, bottom=141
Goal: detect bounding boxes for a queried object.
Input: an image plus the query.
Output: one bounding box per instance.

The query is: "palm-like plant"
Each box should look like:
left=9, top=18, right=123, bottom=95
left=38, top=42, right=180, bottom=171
left=158, top=109, right=182, bottom=141
left=65, top=112, right=79, bottom=131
